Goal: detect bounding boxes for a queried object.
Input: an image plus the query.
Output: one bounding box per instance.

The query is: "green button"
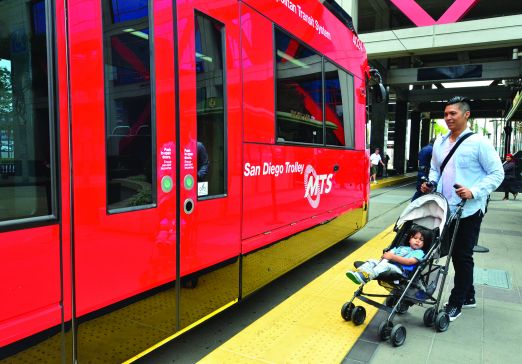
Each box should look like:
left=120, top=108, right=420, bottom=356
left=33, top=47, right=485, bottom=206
left=161, top=176, right=173, bottom=193
left=184, top=175, right=194, bottom=190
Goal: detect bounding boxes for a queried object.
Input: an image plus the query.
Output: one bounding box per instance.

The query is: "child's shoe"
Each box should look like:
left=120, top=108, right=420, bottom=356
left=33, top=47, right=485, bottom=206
left=346, top=270, right=370, bottom=284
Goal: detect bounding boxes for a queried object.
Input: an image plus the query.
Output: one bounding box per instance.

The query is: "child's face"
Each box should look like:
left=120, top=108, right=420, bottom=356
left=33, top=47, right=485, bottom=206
left=409, top=232, right=425, bottom=250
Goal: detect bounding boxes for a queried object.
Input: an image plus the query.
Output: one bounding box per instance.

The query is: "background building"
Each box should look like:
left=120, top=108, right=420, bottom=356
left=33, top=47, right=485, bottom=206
left=331, top=0, right=522, bottom=174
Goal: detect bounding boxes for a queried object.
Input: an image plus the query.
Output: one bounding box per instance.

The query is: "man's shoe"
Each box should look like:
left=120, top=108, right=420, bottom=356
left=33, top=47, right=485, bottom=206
left=444, top=304, right=462, bottom=321
left=444, top=297, right=476, bottom=309
left=346, top=271, right=369, bottom=285
left=462, top=297, right=477, bottom=308
left=473, top=245, right=489, bottom=253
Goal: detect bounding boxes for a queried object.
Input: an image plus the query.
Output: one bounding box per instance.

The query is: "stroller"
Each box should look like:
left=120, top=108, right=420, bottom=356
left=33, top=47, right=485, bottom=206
left=340, top=192, right=466, bottom=347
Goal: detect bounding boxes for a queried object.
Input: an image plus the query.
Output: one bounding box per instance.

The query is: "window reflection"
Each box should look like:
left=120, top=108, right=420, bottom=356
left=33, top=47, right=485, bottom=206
left=0, top=0, right=54, bottom=223
left=324, top=61, right=355, bottom=148
left=275, top=30, right=323, bottom=145
left=111, top=0, right=148, bottom=23
left=103, top=0, right=154, bottom=211
left=195, top=13, right=226, bottom=198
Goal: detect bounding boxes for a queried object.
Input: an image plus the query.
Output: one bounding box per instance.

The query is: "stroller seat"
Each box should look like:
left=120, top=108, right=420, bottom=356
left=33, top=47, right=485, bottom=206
left=353, top=223, right=434, bottom=283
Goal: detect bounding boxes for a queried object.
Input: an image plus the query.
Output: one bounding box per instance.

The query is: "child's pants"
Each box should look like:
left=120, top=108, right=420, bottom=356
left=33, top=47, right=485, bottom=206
left=358, top=259, right=403, bottom=280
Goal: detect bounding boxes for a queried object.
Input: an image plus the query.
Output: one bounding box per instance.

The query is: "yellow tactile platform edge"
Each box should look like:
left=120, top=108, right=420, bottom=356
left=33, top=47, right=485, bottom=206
left=370, top=173, right=416, bottom=190
left=199, top=225, right=397, bottom=364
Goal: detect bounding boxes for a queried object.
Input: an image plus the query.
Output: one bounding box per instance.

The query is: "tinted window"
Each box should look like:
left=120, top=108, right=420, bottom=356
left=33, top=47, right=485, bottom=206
left=0, top=0, right=55, bottom=224
left=111, top=0, right=148, bottom=23
left=195, top=13, right=226, bottom=198
left=324, top=61, right=355, bottom=148
left=275, top=30, right=323, bottom=145
left=102, top=0, right=154, bottom=211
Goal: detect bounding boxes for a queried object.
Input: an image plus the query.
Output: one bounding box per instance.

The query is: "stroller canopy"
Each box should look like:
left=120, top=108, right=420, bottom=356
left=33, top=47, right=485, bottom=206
left=396, top=193, right=449, bottom=233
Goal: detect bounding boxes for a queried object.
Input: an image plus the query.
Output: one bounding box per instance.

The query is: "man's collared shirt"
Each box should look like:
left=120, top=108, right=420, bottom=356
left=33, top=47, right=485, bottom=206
left=429, top=128, right=504, bottom=218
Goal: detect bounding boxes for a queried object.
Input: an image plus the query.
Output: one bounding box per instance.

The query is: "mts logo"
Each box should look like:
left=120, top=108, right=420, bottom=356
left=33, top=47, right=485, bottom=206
left=304, top=165, right=333, bottom=208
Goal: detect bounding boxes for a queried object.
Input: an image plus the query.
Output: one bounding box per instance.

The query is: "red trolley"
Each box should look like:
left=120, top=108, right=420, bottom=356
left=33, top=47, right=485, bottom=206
left=0, top=0, right=382, bottom=361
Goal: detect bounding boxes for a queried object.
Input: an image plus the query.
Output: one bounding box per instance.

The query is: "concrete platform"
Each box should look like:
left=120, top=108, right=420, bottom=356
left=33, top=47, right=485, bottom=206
left=351, top=193, right=522, bottom=364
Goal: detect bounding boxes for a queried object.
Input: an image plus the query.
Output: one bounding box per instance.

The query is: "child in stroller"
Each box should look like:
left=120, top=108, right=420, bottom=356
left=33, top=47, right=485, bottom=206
left=341, top=193, right=465, bottom=347
left=345, top=228, right=427, bottom=285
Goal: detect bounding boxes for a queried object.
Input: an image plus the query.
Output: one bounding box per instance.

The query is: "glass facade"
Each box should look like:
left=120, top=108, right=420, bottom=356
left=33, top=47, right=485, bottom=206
left=195, top=13, right=226, bottom=198
left=275, top=30, right=323, bottom=145
left=324, top=61, right=355, bottom=148
left=275, top=29, right=354, bottom=148
left=0, top=0, right=55, bottom=224
left=102, top=0, right=154, bottom=211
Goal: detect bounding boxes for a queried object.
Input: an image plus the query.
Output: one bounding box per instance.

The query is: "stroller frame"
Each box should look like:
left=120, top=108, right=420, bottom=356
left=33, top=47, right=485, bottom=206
left=341, top=195, right=467, bottom=347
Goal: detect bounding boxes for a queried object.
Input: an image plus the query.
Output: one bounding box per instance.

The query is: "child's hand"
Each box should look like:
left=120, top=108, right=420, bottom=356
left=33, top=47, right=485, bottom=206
left=382, top=251, right=394, bottom=260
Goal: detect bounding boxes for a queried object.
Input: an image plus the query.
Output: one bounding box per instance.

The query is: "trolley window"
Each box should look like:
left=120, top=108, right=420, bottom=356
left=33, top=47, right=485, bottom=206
left=275, top=30, right=323, bottom=145
left=102, top=0, right=155, bottom=211
left=0, top=0, right=56, bottom=225
left=195, top=13, right=226, bottom=198
left=324, top=61, right=355, bottom=148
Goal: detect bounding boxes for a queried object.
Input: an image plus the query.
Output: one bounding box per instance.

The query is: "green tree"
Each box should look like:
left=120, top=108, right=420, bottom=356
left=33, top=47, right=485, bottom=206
left=433, top=122, right=448, bottom=137
left=0, top=66, right=13, bottom=113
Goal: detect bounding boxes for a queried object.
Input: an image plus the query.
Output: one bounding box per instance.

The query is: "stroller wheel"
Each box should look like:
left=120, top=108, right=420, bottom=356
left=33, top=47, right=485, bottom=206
left=397, top=301, right=409, bottom=315
left=423, top=307, right=436, bottom=327
left=352, top=306, right=366, bottom=325
left=378, top=320, right=393, bottom=341
left=341, top=302, right=355, bottom=321
left=390, top=324, right=407, bottom=347
left=385, top=296, right=398, bottom=308
left=435, top=311, right=450, bottom=332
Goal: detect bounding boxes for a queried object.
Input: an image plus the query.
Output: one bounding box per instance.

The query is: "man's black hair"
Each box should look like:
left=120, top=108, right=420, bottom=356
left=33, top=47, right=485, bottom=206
left=446, top=96, right=470, bottom=113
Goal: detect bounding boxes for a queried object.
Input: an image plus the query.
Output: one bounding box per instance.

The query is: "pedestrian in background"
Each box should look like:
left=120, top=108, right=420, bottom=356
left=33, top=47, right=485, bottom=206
left=383, top=153, right=390, bottom=177
left=412, top=138, right=435, bottom=201
left=421, top=96, right=503, bottom=321
left=502, top=153, right=518, bottom=200
left=370, top=148, right=385, bottom=184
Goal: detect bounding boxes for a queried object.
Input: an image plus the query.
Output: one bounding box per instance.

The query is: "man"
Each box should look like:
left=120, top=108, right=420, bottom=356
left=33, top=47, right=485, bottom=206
left=412, top=138, right=435, bottom=201
left=421, top=96, right=503, bottom=321
left=197, top=141, right=209, bottom=181
left=370, top=148, right=385, bottom=184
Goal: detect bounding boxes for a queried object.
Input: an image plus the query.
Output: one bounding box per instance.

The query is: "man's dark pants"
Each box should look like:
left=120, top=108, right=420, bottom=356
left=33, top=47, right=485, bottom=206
left=448, top=209, right=483, bottom=308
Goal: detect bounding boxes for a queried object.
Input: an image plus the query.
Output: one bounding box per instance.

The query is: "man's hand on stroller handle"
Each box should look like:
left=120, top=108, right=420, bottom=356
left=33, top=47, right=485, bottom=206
left=453, top=184, right=473, bottom=200
left=420, top=177, right=437, bottom=193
